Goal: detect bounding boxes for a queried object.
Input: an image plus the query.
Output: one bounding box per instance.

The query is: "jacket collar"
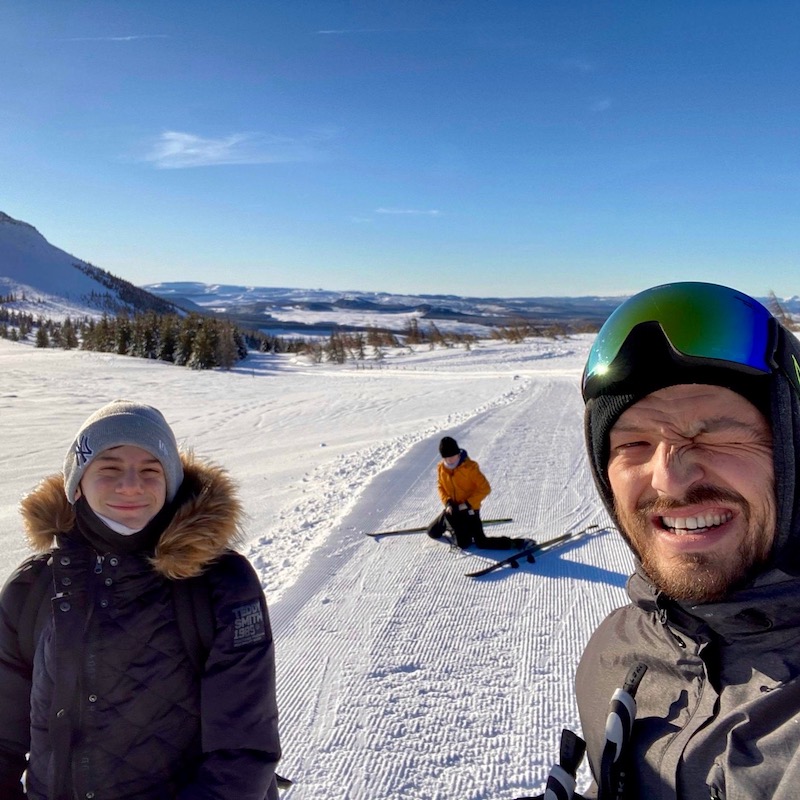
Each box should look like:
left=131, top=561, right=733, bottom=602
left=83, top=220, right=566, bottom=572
left=628, top=563, right=800, bottom=642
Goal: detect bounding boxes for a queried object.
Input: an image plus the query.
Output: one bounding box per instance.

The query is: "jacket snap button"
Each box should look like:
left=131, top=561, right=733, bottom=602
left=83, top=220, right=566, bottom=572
left=59, top=602, right=71, bottom=612
left=109, top=557, right=119, bottom=566
left=104, top=578, right=113, bottom=586
left=56, top=708, right=66, bottom=718
left=99, top=600, right=109, bottom=608
left=61, top=577, right=72, bottom=586
left=88, top=694, right=97, bottom=703
left=60, top=556, right=71, bottom=566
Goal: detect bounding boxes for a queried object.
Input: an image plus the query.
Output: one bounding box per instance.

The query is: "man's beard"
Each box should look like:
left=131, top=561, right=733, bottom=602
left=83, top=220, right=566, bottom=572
left=614, top=485, right=775, bottom=603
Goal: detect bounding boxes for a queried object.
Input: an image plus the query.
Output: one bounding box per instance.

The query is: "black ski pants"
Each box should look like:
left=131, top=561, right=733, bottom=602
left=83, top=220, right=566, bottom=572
left=426, top=507, right=521, bottom=550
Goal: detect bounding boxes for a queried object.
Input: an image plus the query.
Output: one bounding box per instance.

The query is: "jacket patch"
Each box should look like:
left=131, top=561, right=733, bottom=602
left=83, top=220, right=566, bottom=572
left=232, top=600, right=266, bottom=648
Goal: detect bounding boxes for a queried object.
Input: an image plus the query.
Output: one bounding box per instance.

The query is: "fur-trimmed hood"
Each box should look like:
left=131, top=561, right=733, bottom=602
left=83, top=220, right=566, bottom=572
left=19, top=453, right=246, bottom=579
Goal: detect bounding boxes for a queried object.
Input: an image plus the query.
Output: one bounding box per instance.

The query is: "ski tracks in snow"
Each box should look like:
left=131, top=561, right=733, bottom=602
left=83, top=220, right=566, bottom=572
left=270, top=373, right=632, bottom=800
left=248, top=370, right=539, bottom=602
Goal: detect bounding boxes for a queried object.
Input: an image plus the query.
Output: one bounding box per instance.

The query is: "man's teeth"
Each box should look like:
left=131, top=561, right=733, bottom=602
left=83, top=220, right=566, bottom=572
left=661, top=512, right=733, bottom=532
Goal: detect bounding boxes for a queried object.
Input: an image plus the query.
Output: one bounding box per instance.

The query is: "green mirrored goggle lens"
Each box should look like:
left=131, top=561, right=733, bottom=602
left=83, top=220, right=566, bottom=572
left=582, top=282, right=775, bottom=399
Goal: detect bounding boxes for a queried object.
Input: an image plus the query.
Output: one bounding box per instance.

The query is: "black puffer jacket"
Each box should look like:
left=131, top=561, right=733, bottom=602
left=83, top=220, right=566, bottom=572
left=0, top=455, right=281, bottom=800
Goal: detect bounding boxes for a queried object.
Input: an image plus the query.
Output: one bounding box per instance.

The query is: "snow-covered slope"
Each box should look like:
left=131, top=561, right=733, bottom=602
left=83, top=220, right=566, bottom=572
left=0, top=211, right=177, bottom=321
left=0, top=334, right=632, bottom=798
left=0, top=212, right=110, bottom=317
left=0, top=212, right=96, bottom=293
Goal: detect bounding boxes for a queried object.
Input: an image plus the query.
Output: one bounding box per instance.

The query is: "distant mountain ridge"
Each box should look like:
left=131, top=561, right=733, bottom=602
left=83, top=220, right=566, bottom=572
left=141, top=281, right=800, bottom=338
left=2, top=210, right=798, bottom=336
left=142, top=280, right=629, bottom=335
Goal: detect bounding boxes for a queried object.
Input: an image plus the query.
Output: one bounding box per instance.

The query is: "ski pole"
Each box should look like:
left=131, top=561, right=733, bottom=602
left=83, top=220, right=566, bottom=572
left=513, top=728, right=586, bottom=800
left=544, top=728, right=586, bottom=800
left=599, top=661, right=648, bottom=800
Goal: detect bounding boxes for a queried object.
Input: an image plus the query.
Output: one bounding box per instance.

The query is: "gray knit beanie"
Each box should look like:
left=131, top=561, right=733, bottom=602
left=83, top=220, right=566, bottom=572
left=63, top=400, right=184, bottom=504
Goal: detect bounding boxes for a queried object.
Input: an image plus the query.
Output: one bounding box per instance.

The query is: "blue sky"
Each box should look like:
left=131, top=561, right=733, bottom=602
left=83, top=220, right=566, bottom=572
left=2, top=1, right=799, bottom=298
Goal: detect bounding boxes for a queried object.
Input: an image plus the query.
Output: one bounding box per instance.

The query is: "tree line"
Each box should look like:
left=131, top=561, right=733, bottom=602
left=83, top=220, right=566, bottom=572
left=3, top=285, right=797, bottom=370
left=1, top=294, right=592, bottom=371
left=0, top=307, right=287, bottom=370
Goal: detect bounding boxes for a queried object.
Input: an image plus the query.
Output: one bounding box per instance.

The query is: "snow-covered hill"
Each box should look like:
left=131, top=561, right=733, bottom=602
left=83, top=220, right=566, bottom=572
left=0, top=211, right=178, bottom=321
left=0, top=333, right=631, bottom=798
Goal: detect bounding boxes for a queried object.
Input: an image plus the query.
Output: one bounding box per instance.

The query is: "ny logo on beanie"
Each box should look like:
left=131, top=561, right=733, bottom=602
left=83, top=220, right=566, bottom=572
left=74, top=435, right=94, bottom=467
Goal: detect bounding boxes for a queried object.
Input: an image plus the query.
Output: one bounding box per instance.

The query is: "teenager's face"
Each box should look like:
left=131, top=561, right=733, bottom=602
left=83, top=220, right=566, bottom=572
left=607, top=384, right=775, bottom=602
left=443, top=454, right=460, bottom=468
left=78, top=445, right=167, bottom=530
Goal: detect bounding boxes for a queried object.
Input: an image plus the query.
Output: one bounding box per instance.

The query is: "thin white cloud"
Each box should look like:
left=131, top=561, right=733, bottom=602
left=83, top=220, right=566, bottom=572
left=142, top=130, right=330, bottom=169
left=316, top=28, right=422, bottom=35
left=558, top=57, right=596, bottom=74
left=64, top=34, right=169, bottom=42
left=375, top=207, right=441, bottom=216
left=591, top=98, right=613, bottom=112
left=317, top=29, right=387, bottom=35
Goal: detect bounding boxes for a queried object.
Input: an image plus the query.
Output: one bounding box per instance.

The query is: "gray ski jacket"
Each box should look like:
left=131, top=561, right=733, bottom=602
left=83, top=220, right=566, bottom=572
left=576, top=564, right=800, bottom=800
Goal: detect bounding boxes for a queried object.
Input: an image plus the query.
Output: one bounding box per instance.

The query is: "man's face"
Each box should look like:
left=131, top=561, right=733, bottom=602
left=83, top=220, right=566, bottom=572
left=607, top=384, right=775, bottom=602
left=78, top=445, right=167, bottom=530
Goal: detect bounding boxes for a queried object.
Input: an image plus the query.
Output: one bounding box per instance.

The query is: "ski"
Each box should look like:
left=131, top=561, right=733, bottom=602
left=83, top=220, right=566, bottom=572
left=276, top=774, right=294, bottom=790
left=366, top=517, right=513, bottom=537
left=465, top=523, right=599, bottom=578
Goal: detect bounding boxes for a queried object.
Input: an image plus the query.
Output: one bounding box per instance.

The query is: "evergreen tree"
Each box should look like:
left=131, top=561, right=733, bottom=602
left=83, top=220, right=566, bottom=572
left=62, top=317, right=79, bottom=349
left=35, top=327, right=50, bottom=348
left=216, top=322, right=239, bottom=370
left=157, top=315, right=179, bottom=363
left=234, top=328, right=248, bottom=360
left=115, top=313, right=132, bottom=355
left=188, top=320, right=218, bottom=370
left=80, top=319, right=96, bottom=350
left=174, top=317, right=197, bottom=367
left=130, top=312, right=159, bottom=359
left=94, top=315, right=115, bottom=352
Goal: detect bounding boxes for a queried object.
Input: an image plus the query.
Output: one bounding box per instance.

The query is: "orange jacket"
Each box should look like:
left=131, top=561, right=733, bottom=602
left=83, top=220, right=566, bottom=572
left=436, top=456, right=491, bottom=510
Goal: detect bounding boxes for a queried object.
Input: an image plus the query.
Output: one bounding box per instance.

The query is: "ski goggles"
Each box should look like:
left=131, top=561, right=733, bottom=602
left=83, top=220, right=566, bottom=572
left=582, top=282, right=779, bottom=401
